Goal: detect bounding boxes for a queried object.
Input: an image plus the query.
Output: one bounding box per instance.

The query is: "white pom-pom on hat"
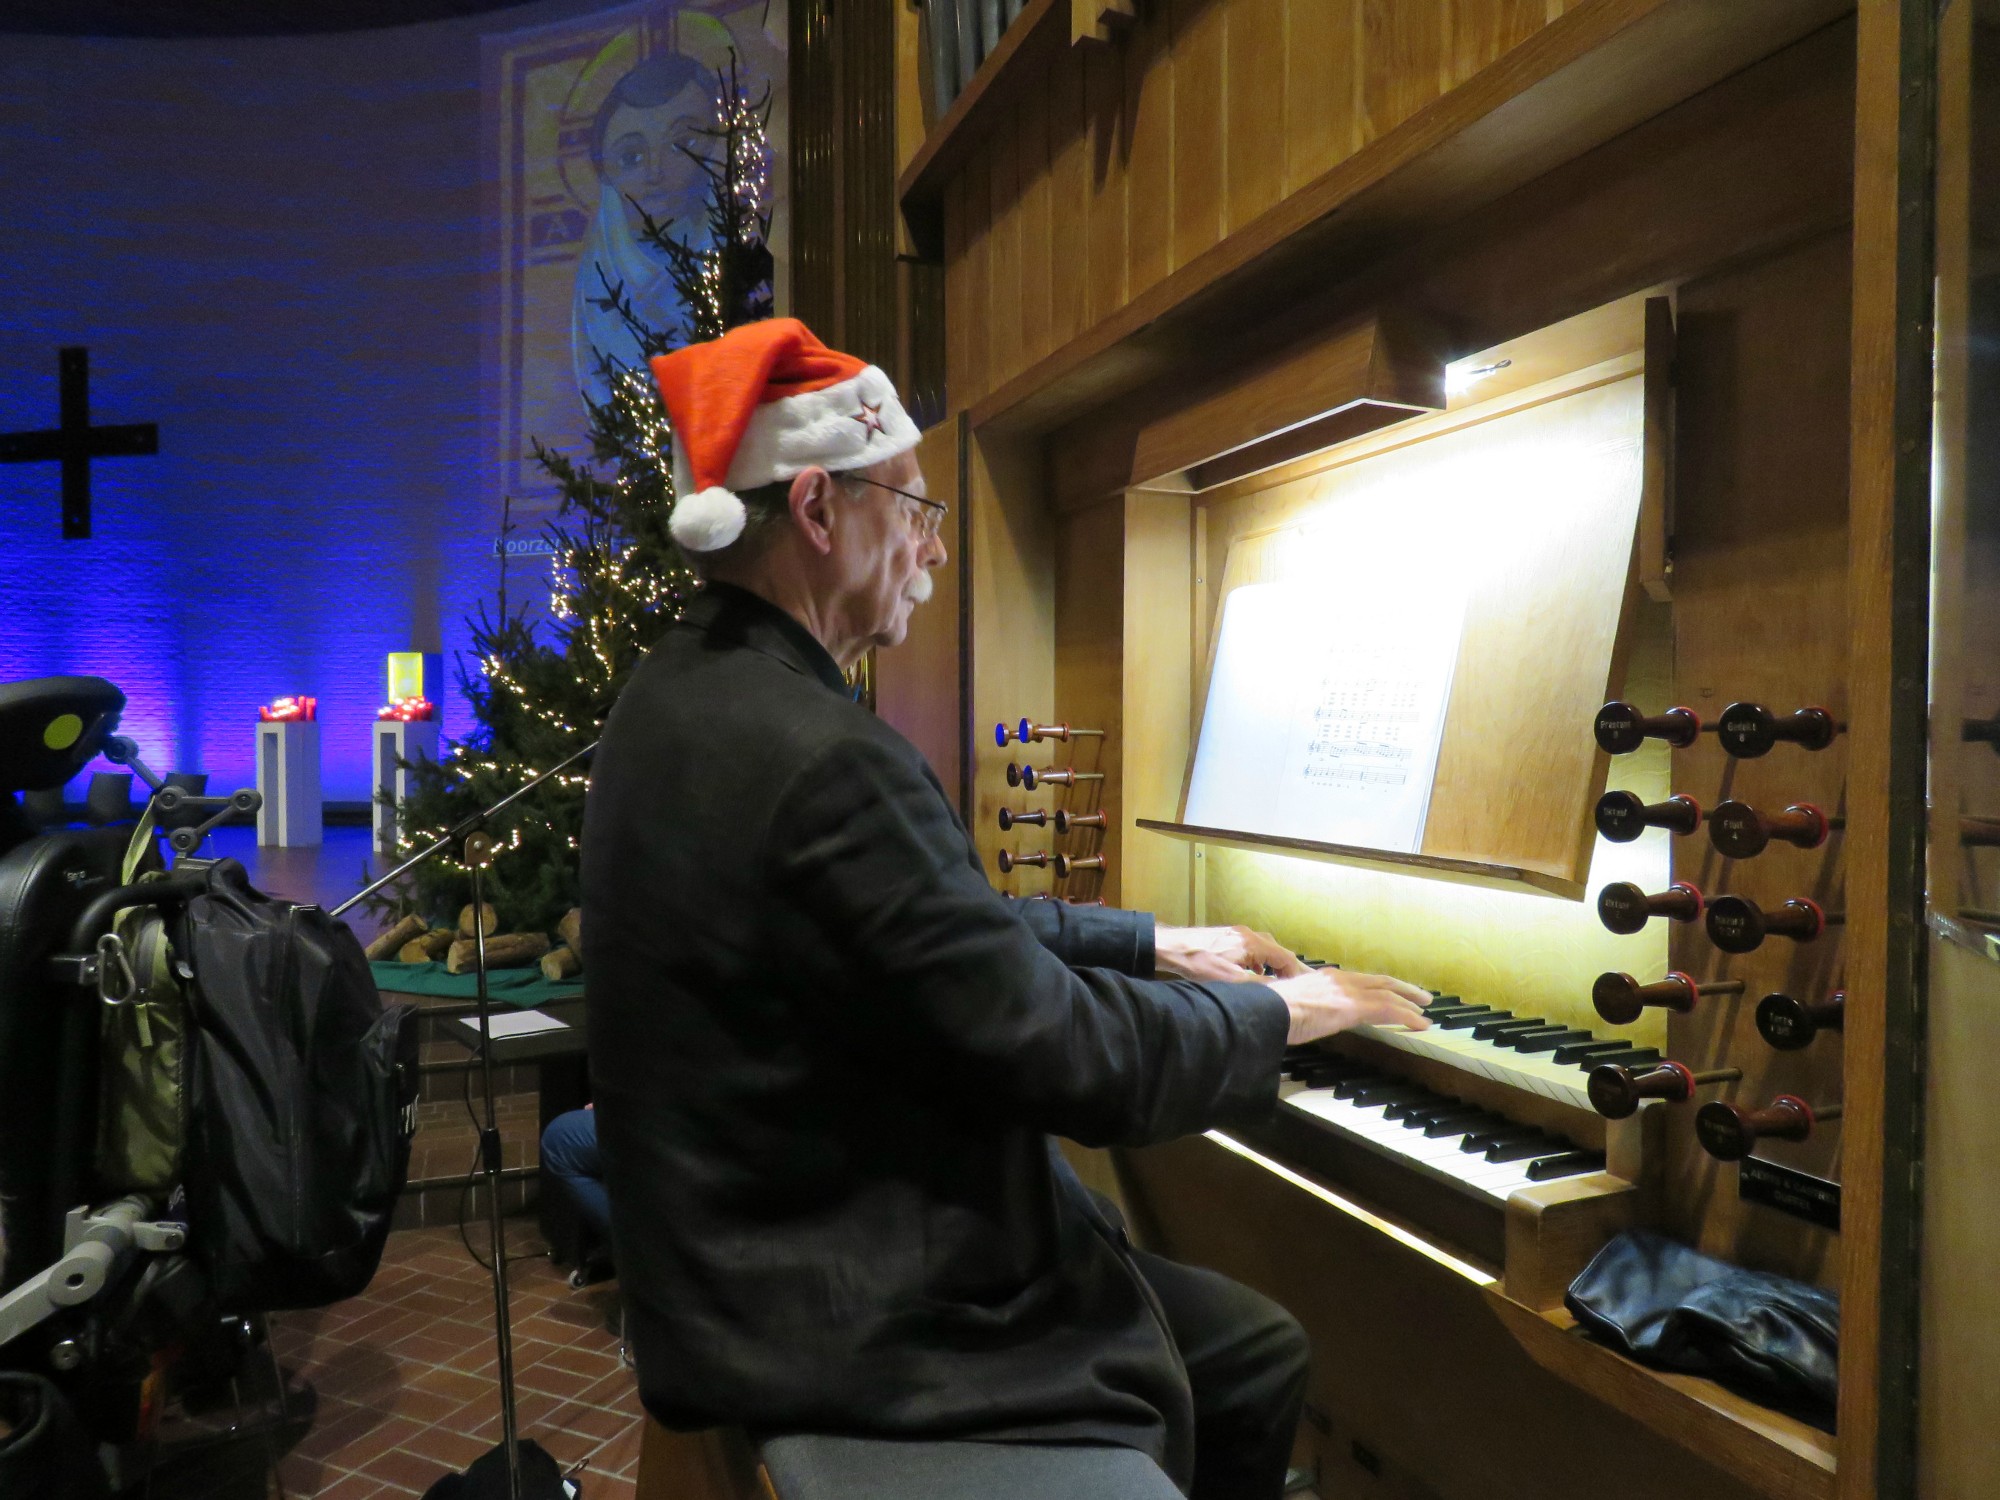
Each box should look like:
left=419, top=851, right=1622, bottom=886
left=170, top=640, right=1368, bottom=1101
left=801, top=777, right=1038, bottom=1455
left=667, top=486, right=748, bottom=552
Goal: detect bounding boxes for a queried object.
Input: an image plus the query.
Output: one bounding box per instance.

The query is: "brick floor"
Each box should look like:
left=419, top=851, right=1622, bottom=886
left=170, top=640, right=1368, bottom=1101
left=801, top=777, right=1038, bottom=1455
left=270, top=1223, right=641, bottom=1499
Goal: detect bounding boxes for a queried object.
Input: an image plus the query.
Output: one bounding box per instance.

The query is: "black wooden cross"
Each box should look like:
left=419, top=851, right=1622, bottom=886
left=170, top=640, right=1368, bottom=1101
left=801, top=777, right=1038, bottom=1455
left=0, top=347, right=159, bottom=539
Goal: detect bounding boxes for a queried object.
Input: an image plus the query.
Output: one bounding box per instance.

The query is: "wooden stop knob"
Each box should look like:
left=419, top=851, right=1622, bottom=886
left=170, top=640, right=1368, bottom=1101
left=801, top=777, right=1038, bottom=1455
left=1716, top=702, right=1840, bottom=758
left=1594, top=791, right=1704, bottom=843
left=997, top=849, right=1048, bottom=872
left=1591, top=970, right=1743, bottom=1026
left=1695, top=1095, right=1839, bottom=1161
left=1705, top=895, right=1838, bottom=953
left=1595, top=700, right=1703, bottom=754
left=1055, top=853, right=1106, bottom=878
left=1597, top=881, right=1704, bottom=935
left=1707, top=800, right=1836, bottom=858
left=998, top=808, right=1047, bottom=831
left=1589, top=1061, right=1742, bottom=1120
left=1755, top=989, right=1846, bottom=1050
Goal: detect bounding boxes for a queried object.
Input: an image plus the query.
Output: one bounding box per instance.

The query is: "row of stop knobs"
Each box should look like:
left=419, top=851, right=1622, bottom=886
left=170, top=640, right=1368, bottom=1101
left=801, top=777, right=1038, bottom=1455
left=996, top=720, right=1108, bottom=880
left=1587, top=1057, right=1841, bottom=1162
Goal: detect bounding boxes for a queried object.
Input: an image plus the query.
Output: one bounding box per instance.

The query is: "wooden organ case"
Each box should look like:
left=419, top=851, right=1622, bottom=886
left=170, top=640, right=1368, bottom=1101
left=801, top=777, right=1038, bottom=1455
left=873, top=2, right=1969, bottom=1498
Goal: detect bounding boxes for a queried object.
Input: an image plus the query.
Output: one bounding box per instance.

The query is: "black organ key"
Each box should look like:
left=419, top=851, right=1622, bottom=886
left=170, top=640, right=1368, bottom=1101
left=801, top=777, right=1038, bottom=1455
left=1383, top=1094, right=1452, bottom=1121
left=1472, top=1016, right=1548, bottom=1041
left=1525, top=1150, right=1607, bottom=1181
left=1423, top=1005, right=1488, bottom=1022
left=1485, top=1135, right=1566, bottom=1163
left=1331, top=1073, right=1387, bottom=1099
left=1553, top=1039, right=1634, bottom=1066
left=1462, top=1124, right=1542, bottom=1153
left=1435, top=1008, right=1501, bottom=1029
left=1397, top=1102, right=1468, bottom=1128
left=1424, top=1109, right=1498, bottom=1138
left=1586, top=1047, right=1662, bottom=1071
left=1511, top=1029, right=1596, bottom=1054
left=1352, top=1081, right=1430, bottom=1108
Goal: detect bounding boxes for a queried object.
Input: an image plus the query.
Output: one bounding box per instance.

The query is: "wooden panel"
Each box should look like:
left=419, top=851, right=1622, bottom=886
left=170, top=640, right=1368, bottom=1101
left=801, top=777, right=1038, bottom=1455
left=1168, top=0, right=1226, bottom=271
left=1453, top=0, right=1551, bottom=84
left=1838, top=0, right=1914, bottom=1486
left=959, top=145, right=992, bottom=408
left=1224, top=0, right=1288, bottom=232
left=1121, top=495, right=1196, bottom=924
left=1116, top=1133, right=1771, bottom=1500
left=987, top=102, right=1025, bottom=391
left=1083, top=39, right=1129, bottom=329
left=1665, top=231, right=1851, bottom=1288
left=969, top=432, right=1058, bottom=892
left=1284, top=0, right=1360, bottom=191
left=1122, top=0, right=1174, bottom=298
left=1361, top=0, right=1447, bottom=143
left=942, top=171, right=970, bottom=413
left=1050, top=501, right=1125, bottom=903
left=874, top=420, right=966, bottom=810
left=1016, top=64, right=1055, bottom=365
left=962, top=0, right=1848, bottom=436
left=1048, top=42, right=1091, bottom=351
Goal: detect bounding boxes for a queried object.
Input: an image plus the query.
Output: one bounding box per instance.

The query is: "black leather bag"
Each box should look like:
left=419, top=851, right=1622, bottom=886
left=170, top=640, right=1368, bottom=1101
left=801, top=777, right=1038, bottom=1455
left=1565, top=1230, right=1839, bottom=1429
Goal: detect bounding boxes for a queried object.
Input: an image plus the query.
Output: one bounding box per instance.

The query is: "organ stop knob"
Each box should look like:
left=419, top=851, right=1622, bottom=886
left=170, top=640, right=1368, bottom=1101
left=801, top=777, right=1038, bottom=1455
left=1007, top=764, right=1105, bottom=790
left=1055, top=853, right=1105, bottom=878
left=1591, top=971, right=1744, bottom=1026
left=997, top=720, right=1105, bottom=746
left=1707, top=799, right=1840, bottom=858
left=1055, top=809, right=1107, bottom=833
left=1597, top=881, right=1704, bottom=935
left=1595, top=701, right=1703, bottom=754
left=1716, top=701, right=1840, bottom=758
left=1695, top=1095, right=1842, bottom=1161
left=1755, top=989, right=1846, bottom=1050
left=1588, top=1061, right=1742, bottom=1120
left=997, top=850, right=1048, bottom=872
left=1594, top=791, right=1704, bottom=843
left=998, top=808, right=1046, bottom=830
left=1705, top=894, right=1840, bottom=953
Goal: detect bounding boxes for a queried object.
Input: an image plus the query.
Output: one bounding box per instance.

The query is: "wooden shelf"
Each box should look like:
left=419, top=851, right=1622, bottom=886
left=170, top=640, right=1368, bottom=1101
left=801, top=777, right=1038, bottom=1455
left=896, top=0, right=1070, bottom=260
left=1134, top=818, right=1583, bottom=900
left=1484, top=1287, right=1837, bottom=1500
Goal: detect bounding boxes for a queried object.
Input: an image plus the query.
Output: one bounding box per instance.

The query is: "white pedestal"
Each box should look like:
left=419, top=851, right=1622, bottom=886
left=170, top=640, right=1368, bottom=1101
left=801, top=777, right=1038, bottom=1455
left=373, top=718, right=441, bottom=854
left=256, top=720, right=321, bottom=847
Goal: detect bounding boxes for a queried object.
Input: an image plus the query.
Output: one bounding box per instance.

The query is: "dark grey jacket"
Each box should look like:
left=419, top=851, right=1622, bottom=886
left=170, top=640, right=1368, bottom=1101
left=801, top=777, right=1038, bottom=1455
left=581, top=583, right=1288, bottom=1478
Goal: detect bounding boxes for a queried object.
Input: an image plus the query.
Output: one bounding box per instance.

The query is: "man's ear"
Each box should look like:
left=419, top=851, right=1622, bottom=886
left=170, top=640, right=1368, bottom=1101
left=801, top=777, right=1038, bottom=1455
left=788, top=468, right=837, bottom=557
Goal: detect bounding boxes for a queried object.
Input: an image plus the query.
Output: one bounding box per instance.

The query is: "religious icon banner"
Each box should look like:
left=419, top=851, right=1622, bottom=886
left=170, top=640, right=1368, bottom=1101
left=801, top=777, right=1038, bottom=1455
left=482, top=0, right=788, bottom=534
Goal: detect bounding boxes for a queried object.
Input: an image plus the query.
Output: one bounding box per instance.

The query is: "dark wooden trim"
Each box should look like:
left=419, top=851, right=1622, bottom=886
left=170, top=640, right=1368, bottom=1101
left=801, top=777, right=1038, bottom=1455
left=1134, top=819, right=1584, bottom=900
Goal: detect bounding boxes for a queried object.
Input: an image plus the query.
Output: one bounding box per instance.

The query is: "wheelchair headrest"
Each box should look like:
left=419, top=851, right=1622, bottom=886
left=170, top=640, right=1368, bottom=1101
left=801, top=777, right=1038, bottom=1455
left=0, top=677, right=125, bottom=796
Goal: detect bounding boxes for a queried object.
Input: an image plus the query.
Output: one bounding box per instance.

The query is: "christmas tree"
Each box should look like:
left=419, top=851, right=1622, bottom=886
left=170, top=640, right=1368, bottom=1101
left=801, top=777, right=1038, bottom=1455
left=371, top=60, right=775, bottom=940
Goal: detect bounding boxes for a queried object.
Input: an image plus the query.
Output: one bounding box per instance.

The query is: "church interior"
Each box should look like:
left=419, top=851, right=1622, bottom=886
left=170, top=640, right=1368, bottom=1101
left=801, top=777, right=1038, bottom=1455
left=1, top=0, right=1996, bottom=1497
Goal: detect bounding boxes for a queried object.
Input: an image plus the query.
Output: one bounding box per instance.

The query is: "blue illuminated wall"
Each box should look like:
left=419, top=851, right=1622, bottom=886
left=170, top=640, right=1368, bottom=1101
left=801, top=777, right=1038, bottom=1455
left=0, top=6, right=616, bottom=802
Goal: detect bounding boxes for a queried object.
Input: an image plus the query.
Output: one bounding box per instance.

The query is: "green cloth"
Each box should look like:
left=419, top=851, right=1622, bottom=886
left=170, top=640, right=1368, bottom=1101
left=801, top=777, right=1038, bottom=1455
left=370, top=959, right=582, bottom=1008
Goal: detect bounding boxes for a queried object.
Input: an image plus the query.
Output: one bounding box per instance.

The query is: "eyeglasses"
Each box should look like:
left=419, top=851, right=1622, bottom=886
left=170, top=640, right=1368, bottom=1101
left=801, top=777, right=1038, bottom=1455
left=845, top=475, right=949, bottom=539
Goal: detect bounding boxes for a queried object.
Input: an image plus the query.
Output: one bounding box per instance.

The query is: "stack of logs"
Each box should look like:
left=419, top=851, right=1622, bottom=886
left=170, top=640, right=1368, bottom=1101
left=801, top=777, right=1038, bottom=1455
left=364, top=906, right=584, bottom=981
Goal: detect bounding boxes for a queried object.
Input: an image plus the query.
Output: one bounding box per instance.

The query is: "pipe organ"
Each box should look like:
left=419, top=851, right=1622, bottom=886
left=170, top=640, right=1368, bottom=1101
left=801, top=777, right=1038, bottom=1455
left=874, top=0, right=1996, bottom=1495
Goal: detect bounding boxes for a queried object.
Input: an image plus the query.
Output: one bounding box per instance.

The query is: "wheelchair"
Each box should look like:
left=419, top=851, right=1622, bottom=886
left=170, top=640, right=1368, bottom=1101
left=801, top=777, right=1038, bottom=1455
left=0, top=676, right=298, bottom=1495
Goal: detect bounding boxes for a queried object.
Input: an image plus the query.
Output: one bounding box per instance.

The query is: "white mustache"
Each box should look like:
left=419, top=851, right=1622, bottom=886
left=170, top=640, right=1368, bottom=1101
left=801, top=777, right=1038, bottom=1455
left=906, top=569, right=934, bottom=605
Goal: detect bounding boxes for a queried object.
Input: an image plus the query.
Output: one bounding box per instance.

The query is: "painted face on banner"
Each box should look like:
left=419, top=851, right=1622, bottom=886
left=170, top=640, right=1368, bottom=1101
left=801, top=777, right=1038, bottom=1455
left=600, top=83, right=710, bottom=242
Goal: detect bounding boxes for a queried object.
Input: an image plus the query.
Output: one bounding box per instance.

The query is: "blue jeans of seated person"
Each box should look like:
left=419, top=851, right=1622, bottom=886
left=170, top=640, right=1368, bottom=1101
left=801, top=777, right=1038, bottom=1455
left=540, top=1107, right=611, bottom=1245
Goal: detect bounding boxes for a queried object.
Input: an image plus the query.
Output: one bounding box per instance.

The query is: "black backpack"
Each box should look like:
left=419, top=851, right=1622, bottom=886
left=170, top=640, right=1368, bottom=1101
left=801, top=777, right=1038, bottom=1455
left=166, top=859, right=419, bottom=1310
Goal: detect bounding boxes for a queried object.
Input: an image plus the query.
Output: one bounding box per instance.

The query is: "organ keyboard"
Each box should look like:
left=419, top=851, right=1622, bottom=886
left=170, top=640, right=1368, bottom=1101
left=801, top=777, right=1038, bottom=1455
left=1230, top=973, right=1654, bottom=1266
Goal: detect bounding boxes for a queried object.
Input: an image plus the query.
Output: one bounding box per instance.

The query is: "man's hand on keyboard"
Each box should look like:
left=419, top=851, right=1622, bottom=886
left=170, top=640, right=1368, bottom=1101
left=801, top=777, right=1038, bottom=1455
left=1155, top=924, right=1310, bottom=983
left=1269, top=969, right=1433, bottom=1046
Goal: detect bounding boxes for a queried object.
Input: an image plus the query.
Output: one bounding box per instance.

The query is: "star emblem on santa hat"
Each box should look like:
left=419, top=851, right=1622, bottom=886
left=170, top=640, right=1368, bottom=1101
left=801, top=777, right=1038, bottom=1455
left=851, top=401, right=887, bottom=437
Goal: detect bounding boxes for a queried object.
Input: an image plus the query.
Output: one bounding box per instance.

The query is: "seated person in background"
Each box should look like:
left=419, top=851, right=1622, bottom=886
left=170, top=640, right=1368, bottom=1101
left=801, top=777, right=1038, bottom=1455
left=540, top=1105, right=610, bottom=1247
left=582, top=320, right=1432, bottom=1500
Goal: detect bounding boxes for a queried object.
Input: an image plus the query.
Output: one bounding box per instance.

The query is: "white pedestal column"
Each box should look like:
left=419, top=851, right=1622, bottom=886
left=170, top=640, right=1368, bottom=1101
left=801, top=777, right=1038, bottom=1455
left=373, top=718, right=441, bottom=854
left=256, top=720, right=322, bottom=847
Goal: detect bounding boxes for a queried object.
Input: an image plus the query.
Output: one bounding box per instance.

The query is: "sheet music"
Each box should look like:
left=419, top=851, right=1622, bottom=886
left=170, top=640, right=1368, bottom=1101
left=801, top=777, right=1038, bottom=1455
left=1184, top=581, right=1464, bottom=853
left=482, top=1008, right=571, bottom=1039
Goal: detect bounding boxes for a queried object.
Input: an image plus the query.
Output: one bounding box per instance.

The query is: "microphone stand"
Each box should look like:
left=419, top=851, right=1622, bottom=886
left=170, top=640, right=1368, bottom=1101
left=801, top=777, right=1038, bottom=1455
left=332, top=739, right=597, bottom=1500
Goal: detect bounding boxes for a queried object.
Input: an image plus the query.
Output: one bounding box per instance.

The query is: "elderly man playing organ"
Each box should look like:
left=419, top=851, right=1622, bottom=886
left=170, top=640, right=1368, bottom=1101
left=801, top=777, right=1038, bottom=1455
left=580, top=319, right=1433, bottom=1500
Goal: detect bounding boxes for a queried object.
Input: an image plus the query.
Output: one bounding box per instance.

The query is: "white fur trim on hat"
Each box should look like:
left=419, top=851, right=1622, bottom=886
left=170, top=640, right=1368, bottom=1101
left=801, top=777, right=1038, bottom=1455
left=667, top=485, right=748, bottom=552
left=726, top=365, right=922, bottom=492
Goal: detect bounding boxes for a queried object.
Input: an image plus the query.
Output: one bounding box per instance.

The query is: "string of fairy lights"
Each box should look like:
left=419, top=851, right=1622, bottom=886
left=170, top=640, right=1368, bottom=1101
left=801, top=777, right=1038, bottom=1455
left=381, top=72, right=772, bottom=892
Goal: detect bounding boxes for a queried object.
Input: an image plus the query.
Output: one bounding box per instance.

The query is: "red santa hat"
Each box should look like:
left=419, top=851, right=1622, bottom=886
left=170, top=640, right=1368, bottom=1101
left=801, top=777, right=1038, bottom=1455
left=649, top=318, right=923, bottom=552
